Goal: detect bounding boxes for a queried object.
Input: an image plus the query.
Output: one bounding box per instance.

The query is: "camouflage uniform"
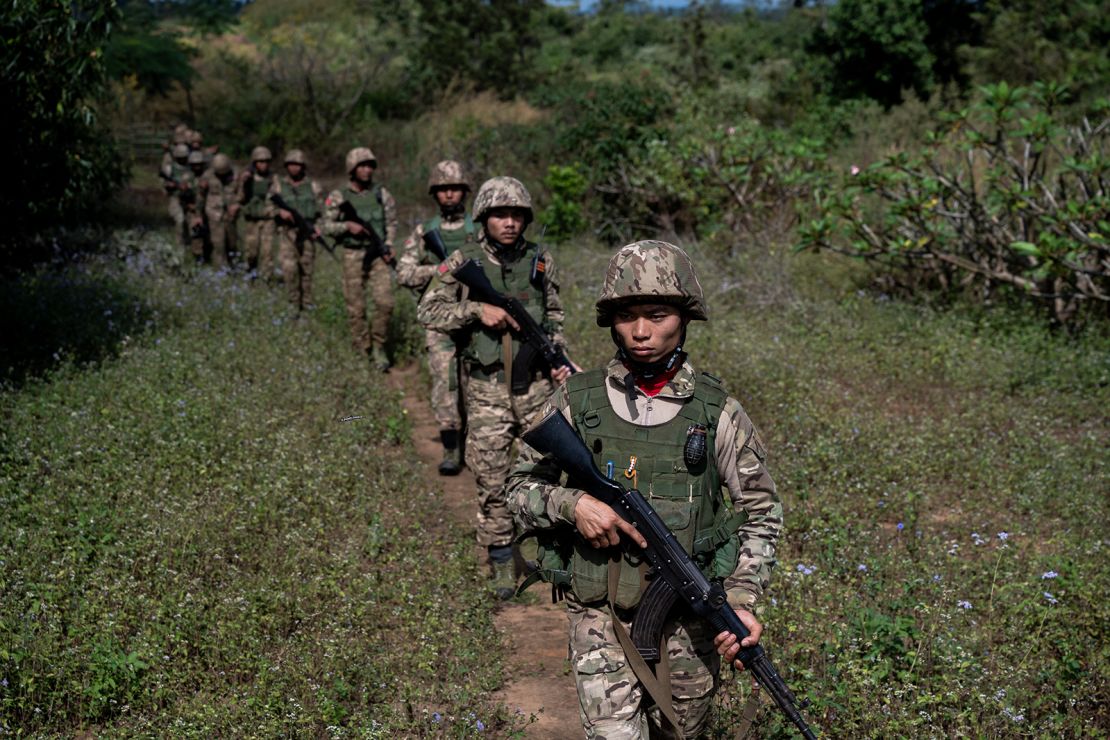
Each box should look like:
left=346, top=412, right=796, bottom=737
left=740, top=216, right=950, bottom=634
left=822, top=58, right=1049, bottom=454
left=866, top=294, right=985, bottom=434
left=320, top=147, right=398, bottom=367
left=397, top=161, right=477, bottom=472
left=418, top=176, right=569, bottom=595
left=238, top=146, right=279, bottom=280
left=197, top=153, right=238, bottom=268
left=163, top=143, right=192, bottom=254
left=180, top=150, right=207, bottom=263
left=272, top=149, right=323, bottom=310
left=505, top=241, right=782, bottom=738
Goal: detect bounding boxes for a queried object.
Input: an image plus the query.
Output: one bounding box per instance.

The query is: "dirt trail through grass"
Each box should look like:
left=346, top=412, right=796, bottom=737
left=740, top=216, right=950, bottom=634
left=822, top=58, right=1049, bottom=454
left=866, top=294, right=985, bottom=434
left=387, top=362, right=580, bottom=737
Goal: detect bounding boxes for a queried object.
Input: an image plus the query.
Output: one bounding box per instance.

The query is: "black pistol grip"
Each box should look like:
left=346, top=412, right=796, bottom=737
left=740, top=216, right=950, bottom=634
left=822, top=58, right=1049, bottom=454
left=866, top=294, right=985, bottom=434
left=630, top=577, right=679, bottom=662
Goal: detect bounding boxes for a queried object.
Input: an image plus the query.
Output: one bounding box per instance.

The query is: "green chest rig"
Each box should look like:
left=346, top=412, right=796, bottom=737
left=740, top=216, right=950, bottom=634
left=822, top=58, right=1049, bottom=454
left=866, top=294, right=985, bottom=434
left=335, top=184, right=385, bottom=249
left=422, top=214, right=476, bottom=263
left=524, top=368, right=747, bottom=608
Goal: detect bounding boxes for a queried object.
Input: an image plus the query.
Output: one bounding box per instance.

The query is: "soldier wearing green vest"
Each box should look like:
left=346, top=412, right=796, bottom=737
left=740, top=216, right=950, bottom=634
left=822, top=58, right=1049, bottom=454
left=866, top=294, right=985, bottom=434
left=321, top=146, right=398, bottom=371
left=398, top=160, right=478, bottom=475
left=272, top=149, right=323, bottom=311
left=182, top=150, right=209, bottom=264
left=237, top=145, right=279, bottom=281
left=505, top=241, right=783, bottom=738
left=418, top=176, right=575, bottom=599
left=198, top=153, right=238, bottom=269
left=162, top=142, right=193, bottom=256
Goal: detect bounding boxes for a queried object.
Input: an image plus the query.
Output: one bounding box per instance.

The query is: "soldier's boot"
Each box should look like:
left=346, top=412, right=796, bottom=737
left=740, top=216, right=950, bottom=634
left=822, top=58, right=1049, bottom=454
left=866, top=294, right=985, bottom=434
left=370, top=345, right=391, bottom=373
left=489, top=546, right=515, bottom=601
left=437, top=429, right=462, bottom=476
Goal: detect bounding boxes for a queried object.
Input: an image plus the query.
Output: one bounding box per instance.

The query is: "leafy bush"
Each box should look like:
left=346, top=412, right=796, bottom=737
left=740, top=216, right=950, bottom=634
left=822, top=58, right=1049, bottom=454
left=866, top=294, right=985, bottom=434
left=538, top=164, right=588, bottom=241
left=800, top=83, right=1109, bottom=325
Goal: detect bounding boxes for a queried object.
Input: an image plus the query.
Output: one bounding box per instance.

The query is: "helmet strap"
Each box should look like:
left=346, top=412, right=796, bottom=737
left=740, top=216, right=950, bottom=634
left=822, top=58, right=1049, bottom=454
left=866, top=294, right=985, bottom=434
left=440, top=201, right=466, bottom=221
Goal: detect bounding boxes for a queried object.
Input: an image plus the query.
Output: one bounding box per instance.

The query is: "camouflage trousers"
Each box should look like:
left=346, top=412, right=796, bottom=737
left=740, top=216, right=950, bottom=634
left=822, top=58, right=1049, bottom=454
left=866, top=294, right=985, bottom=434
left=568, top=598, right=719, bottom=739
left=466, top=373, right=552, bottom=548
left=278, top=227, right=316, bottom=309
left=205, top=211, right=234, bottom=269
left=426, top=328, right=460, bottom=430
left=168, top=196, right=187, bottom=252
left=341, top=247, right=394, bottom=355
left=241, top=216, right=276, bottom=279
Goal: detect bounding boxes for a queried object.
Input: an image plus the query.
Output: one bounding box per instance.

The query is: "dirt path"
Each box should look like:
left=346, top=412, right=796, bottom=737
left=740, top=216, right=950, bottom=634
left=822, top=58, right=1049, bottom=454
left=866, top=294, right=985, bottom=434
left=388, top=362, right=580, bottom=738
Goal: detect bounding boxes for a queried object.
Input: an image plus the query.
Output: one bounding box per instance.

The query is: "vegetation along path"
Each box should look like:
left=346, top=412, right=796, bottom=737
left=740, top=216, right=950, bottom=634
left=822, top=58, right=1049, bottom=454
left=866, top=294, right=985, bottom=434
left=388, top=361, right=580, bottom=737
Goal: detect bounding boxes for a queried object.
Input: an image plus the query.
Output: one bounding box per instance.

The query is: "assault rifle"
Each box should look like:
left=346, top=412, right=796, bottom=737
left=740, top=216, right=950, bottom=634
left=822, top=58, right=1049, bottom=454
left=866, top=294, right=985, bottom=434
left=452, top=258, right=575, bottom=393
left=521, top=410, right=818, bottom=740
left=158, top=170, right=180, bottom=191
left=269, top=193, right=337, bottom=261
left=422, top=228, right=449, bottom=262
left=337, top=201, right=393, bottom=265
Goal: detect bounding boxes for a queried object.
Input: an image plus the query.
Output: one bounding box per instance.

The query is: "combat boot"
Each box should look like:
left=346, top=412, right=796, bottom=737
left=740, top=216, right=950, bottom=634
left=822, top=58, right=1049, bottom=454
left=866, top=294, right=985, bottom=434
left=490, top=560, right=516, bottom=601
left=437, top=429, right=461, bottom=476
left=370, top=346, right=391, bottom=373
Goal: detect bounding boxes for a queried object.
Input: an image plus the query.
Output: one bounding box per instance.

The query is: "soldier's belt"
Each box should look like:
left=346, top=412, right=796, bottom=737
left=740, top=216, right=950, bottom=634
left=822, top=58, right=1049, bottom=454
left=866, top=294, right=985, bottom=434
left=468, top=362, right=505, bottom=383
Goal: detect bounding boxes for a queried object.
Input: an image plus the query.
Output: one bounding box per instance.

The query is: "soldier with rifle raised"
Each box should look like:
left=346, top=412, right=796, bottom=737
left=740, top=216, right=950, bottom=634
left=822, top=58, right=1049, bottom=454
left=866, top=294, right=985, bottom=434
left=397, top=160, right=478, bottom=475
left=321, top=146, right=398, bottom=371
left=418, top=176, right=576, bottom=599
left=271, top=149, right=324, bottom=312
left=505, top=241, right=806, bottom=738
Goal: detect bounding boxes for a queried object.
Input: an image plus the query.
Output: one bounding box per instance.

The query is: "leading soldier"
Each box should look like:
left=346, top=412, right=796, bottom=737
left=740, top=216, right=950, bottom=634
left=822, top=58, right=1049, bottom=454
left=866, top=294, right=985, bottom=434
left=272, top=149, right=324, bottom=312
left=182, top=151, right=209, bottom=264
left=161, top=142, right=192, bottom=256
left=417, top=176, right=574, bottom=599
left=238, top=146, right=279, bottom=280
left=505, top=241, right=782, bottom=738
left=397, top=160, right=478, bottom=475
left=321, top=147, right=398, bottom=371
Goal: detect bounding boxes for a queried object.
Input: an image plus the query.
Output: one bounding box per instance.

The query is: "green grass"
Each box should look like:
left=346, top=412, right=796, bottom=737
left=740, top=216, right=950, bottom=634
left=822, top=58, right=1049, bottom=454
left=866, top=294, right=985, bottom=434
left=1, top=222, right=1107, bottom=737
left=0, top=233, right=520, bottom=737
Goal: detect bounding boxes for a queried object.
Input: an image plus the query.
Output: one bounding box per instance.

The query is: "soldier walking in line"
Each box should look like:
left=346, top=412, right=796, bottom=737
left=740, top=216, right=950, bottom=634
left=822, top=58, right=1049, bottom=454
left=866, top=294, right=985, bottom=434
left=197, top=153, right=239, bottom=269
left=182, top=150, right=209, bottom=264
left=418, top=176, right=575, bottom=599
left=321, top=147, right=398, bottom=371
left=505, top=241, right=783, bottom=738
left=161, top=142, right=193, bottom=256
left=272, top=149, right=324, bottom=312
left=238, top=145, right=278, bottom=280
left=397, top=160, right=478, bottom=475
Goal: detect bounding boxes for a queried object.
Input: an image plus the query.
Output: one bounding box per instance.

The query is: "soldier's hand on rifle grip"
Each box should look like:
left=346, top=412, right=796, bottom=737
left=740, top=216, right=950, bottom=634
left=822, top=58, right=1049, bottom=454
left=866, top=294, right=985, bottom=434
left=346, top=221, right=367, bottom=236
left=714, top=610, right=764, bottom=671
left=573, top=494, right=648, bottom=550
left=479, top=304, right=520, bottom=332
left=279, top=209, right=293, bottom=223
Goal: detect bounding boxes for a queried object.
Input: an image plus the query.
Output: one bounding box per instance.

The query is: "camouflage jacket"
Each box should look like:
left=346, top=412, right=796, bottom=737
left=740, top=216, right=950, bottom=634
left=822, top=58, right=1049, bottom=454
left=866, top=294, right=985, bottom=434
left=396, top=213, right=473, bottom=291
left=319, top=181, right=397, bottom=247
left=236, top=170, right=278, bottom=220
left=269, top=176, right=323, bottom=231
left=505, top=357, right=782, bottom=610
left=416, top=233, right=567, bottom=349
left=198, top=169, right=237, bottom=219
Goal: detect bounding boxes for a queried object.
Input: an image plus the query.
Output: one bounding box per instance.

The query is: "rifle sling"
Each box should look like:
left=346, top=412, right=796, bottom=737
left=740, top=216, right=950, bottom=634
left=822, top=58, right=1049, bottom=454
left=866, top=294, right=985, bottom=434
left=501, top=334, right=513, bottom=390
left=607, top=557, right=682, bottom=738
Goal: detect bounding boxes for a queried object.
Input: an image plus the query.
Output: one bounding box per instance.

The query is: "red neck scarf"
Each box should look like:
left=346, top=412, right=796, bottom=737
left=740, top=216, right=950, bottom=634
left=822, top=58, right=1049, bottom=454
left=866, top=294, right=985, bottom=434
left=623, top=362, right=680, bottom=398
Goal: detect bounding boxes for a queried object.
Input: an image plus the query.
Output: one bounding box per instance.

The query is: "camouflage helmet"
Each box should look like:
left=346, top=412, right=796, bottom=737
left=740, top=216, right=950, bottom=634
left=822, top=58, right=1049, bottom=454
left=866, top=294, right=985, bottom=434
left=172, top=125, right=189, bottom=144
left=345, top=146, right=377, bottom=174
left=427, top=160, right=470, bottom=194
left=595, top=240, right=708, bottom=326
left=212, top=153, right=232, bottom=174
left=472, top=176, right=533, bottom=224
left=284, top=149, right=307, bottom=166
left=250, top=146, right=272, bottom=162
left=188, top=130, right=203, bottom=147
left=172, top=143, right=190, bottom=159
left=187, top=150, right=206, bottom=166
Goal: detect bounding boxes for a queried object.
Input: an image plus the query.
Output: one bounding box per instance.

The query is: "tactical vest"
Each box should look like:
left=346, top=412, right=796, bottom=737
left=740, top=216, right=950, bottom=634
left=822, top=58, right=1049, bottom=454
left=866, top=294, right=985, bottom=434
left=169, top=162, right=190, bottom=187
left=243, top=173, right=275, bottom=220
left=205, top=174, right=235, bottom=214
left=280, top=178, right=320, bottom=221
left=421, top=214, right=476, bottom=263
left=335, top=184, right=386, bottom=249
left=530, top=369, right=747, bottom=609
left=460, top=241, right=545, bottom=369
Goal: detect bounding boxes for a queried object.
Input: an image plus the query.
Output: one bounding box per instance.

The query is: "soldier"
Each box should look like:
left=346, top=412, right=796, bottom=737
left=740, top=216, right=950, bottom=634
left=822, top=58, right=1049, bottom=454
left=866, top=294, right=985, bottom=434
left=183, top=150, right=209, bottom=263
left=272, top=149, right=323, bottom=311
left=161, top=142, right=193, bottom=255
left=161, top=124, right=189, bottom=174
left=397, top=160, right=478, bottom=475
left=321, top=147, right=398, bottom=370
left=197, top=153, right=239, bottom=269
left=238, top=146, right=279, bottom=280
left=418, top=176, right=575, bottom=598
left=505, top=241, right=782, bottom=738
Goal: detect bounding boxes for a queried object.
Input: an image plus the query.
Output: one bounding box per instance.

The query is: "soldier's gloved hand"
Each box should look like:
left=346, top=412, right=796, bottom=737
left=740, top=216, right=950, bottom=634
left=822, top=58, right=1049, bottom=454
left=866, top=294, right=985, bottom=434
left=478, top=304, right=520, bottom=332
left=573, top=494, right=647, bottom=550
left=714, top=610, right=763, bottom=671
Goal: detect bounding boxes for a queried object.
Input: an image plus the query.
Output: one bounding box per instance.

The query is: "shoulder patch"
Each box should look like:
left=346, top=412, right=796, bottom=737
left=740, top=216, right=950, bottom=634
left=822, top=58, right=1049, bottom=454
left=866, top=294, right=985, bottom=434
left=438, top=263, right=450, bottom=274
